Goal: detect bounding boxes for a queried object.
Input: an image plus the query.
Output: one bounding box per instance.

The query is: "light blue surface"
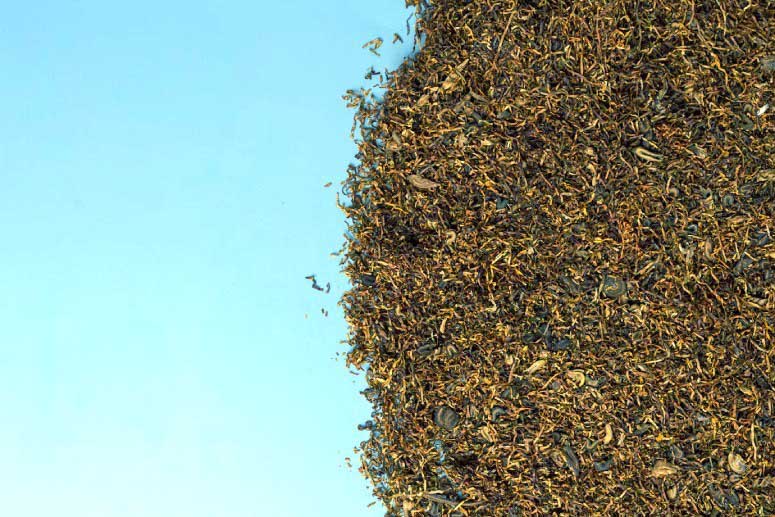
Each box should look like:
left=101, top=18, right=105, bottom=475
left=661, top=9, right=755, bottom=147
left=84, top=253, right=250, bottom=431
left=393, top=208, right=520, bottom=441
left=0, top=2, right=414, bottom=516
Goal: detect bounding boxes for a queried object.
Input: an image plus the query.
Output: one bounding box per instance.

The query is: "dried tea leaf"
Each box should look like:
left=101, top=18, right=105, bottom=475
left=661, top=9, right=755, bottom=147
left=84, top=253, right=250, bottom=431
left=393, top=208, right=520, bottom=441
left=385, top=141, right=401, bottom=152
left=651, top=460, right=680, bottom=478
left=688, top=144, right=708, bottom=159
left=491, top=406, right=508, bottom=422
left=603, top=424, right=613, bottom=445
left=407, top=174, right=440, bottom=190
left=585, top=375, right=605, bottom=388
left=434, top=405, right=461, bottom=430
left=385, top=132, right=403, bottom=151
left=761, top=55, right=775, bottom=73
left=562, top=444, right=581, bottom=477
left=415, top=342, right=437, bottom=357
left=362, top=37, right=384, bottom=56
left=728, top=452, right=748, bottom=474
left=550, top=449, right=566, bottom=468
left=601, top=276, right=627, bottom=298
left=634, top=146, right=664, bottom=162
left=525, top=359, right=547, bottom=374
left=566, top=370, right=586, bottom=387
left=441, top=72, right=463, bottom=92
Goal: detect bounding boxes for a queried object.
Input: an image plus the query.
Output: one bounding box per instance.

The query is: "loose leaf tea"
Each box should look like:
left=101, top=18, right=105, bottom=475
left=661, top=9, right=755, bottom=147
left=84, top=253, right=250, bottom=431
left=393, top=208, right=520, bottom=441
left=340, top=0, right=774, bottom=515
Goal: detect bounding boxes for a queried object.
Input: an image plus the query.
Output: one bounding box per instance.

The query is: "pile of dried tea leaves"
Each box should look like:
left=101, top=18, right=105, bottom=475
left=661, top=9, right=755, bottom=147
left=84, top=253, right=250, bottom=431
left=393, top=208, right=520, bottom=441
left=341, top=1, right=773, bottom=515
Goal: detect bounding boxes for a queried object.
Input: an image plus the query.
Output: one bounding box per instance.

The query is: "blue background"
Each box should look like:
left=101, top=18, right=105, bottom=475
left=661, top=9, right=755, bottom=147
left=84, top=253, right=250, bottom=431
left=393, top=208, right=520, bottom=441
left=0, top=2, right=413, bottom=516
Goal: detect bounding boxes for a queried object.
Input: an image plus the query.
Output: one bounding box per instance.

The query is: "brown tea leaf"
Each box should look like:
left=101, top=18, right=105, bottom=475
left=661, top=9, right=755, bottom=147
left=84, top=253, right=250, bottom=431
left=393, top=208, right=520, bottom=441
left=525, top=359, right=547, bottom=374
left=434, top=406, right=461, bottom=430
left=563, top=444, right=581, bottom=477
left=566, top=370, right=586, bottom=387
left=634, top=146, right=664, bottom=162
left=651, top=460, right=680, bottom=478
left=603, top=424, right=613, bottom=445
left=728, top=452, right=748, bottom=474
left=407, top=174, right=440, bottom=190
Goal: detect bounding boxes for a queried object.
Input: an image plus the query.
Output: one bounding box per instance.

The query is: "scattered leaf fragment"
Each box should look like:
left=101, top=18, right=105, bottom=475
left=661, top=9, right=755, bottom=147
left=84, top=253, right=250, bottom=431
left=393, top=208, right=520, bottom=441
left=362, top=37, right=384, bottom=56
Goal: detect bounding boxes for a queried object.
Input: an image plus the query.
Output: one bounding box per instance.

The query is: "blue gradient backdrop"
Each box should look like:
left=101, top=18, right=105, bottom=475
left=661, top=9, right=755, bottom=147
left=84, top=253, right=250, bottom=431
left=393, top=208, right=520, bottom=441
left=0, top=2, right=413, bottom=515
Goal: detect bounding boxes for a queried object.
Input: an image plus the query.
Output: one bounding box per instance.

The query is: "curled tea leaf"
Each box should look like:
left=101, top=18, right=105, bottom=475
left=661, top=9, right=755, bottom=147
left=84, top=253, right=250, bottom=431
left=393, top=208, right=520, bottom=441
left=422, top=493, right=458, bottom=507
left=386, top=132, right=402, bottom=151
left=566, top=370, right=586, bottom=387
left=547, top=337, right=571, bottom=352
left=760, top=55, right=775, bottom=73
left=651, top=460, right=680, bottom=478
left=408, top=174, right=440, bottom=190
left=550, top=449, right=566, bottom=468
left=688, top=144, right=708, bottom=159
left=586, top=375, right=605, bottom=388
left=362, top=37, right=384, bottom=56
left=603, top=423, right=613, bottom=445
left=441, top=68, right=466, bottom=92
left=525, top=359, right=547, bottom=374
left=562, top=444, right=581, bottom=477
left=500, top=383, right=522, bottom=400
left=415, top=342, right=437, bottom=357
left=491, top=406, right=508, bottom=422
left=359, top=274, right=377, bottom=287
left=634, top=146, right=663, bottom=162
left=434, top=405, right=461, bottom=430
left=385, top=140, right=401, bottom=151
left=728, top=452, right=748, bottom=474
left=601, top=276, right=627, bottom=298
